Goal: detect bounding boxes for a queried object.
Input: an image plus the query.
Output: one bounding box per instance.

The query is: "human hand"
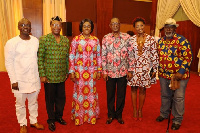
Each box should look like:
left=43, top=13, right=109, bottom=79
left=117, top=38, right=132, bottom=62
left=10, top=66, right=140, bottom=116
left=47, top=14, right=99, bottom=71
left=103, top=74, right=108, bottom=81
left=70, top=73, right=76, bottom=82
left=151, top=72, right=156, bottom=79
left=40, top=77, right=49, bottom=83
left=127, top=72, right=133, bottom=80
left=12, top=82, right=19, bottom=90
left=174, top=72, right=183, bottom=81
left=170, top=75, right=180, bottom=90
left=66, top=74, right=69, bottom=79
left=97, top=73, right=101, bottom=80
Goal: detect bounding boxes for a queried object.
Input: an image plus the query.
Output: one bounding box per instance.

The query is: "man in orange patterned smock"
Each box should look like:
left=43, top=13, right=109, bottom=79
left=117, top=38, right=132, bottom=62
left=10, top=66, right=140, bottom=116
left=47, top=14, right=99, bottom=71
left=69, top=19, right=102, bottom=125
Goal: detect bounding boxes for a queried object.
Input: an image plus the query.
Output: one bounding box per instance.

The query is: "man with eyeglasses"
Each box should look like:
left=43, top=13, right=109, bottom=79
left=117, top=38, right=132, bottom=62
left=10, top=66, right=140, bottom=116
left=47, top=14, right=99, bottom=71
left=4, top=18, right=44, bottom=133
left=102, top=18, right=133, bottom=124
left=38, top=16, right=70, bottom=132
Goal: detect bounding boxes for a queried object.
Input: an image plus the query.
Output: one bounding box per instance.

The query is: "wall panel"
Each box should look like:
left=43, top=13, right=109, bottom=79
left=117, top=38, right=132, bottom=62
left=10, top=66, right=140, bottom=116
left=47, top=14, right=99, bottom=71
left=97, top=0, right=113, bottom=41
left=113, top=0, right=152, bottom=24
left=66, top=0, right=96, bottom=22
left=22, top=0, right=43, bottom=38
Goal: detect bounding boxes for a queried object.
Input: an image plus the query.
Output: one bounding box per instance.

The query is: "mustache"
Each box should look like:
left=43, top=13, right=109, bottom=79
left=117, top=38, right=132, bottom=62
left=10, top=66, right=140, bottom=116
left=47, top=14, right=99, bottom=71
left=165, top=32, right=175, bottom=37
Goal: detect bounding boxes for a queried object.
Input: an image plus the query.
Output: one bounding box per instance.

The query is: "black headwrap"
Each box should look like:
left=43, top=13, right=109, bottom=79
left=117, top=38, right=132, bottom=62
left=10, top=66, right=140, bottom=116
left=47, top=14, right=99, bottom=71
left=50, top=16, right=62, bottom=25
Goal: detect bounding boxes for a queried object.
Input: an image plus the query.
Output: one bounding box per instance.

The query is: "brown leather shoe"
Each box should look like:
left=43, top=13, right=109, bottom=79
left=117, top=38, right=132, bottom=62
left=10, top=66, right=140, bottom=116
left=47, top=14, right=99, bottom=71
left=30, top=123, right=45, bottom=130
left=20, top=125, right=27, bottom=133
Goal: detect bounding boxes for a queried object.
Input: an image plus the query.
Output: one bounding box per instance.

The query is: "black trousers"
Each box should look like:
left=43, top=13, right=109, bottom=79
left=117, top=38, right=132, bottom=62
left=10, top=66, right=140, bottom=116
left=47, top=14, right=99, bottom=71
left=106, top=76, right=127, bottom=119
left=44, top=82, right=66, bottom=124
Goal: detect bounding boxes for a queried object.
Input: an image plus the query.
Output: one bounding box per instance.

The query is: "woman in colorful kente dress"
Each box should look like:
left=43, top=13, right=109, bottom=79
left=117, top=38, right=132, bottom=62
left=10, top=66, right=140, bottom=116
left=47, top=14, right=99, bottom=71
left=69, top=18, right=102, bottom=125
left=127, top=17, right=159, bottom=121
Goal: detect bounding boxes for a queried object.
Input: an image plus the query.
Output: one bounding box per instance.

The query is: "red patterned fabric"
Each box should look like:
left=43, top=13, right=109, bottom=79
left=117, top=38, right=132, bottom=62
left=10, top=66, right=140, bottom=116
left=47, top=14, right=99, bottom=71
left=69, top=34, right=102, bottom=125
left=102, top=32, right=134, bottom=78
left=127, top=34, right=159, bottom=88
left=157, top=33, right=193, bottom=79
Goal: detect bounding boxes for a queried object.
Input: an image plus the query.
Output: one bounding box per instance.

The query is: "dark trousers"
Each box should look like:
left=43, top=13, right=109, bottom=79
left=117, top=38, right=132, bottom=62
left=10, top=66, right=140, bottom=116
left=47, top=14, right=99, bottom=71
left=44, top=82, right=66, bottom=124
left=106, top=76, right=127, bottom=119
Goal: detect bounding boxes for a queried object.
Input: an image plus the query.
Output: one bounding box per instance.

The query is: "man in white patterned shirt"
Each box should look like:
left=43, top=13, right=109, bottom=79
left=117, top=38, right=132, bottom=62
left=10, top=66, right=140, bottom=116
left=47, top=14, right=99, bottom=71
left=102, top=18, right=133, bottom=124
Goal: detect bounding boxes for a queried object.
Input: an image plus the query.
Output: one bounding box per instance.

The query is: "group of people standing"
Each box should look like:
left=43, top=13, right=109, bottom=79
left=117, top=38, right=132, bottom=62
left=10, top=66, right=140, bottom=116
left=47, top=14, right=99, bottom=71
left=4, top=16, right=192, bottom=133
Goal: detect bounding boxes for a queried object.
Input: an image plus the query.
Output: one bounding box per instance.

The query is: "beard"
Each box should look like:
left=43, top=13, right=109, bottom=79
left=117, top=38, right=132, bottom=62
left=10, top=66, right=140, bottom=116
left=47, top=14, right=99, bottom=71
left=165, top=32, right=175, bottom=38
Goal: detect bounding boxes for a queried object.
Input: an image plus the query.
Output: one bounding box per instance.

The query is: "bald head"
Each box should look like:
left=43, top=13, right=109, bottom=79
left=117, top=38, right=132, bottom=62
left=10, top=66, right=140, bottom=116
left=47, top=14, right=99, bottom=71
left=110, top=18, right=120, bottom=33
left=110, top=18, right=120, bottom=24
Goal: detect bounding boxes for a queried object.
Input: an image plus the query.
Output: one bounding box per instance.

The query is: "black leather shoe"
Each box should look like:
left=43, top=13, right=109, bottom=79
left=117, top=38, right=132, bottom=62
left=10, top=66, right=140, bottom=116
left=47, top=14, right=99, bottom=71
left=156, top=116, right=166, bottom=122
left=56, top=118, right=67, bottom=125
left=171, top=123, right=181, bottom=130
left=117, top=118, right=124, bottom=124
left=106, top=118, right=113, bottom=124
left=48, top=122, right=56, bottom=132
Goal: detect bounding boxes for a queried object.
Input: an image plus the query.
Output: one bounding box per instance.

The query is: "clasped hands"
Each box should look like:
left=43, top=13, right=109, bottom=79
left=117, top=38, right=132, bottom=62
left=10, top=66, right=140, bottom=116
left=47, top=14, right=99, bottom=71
left=173, top=72, right=183, bottom=81
left=170, top=72, right=183, bottom=90
left=40, top=77, right=49, bottom=83
left=102, top=72, right=133, bottom=81
left=40, top=74, right=69, bottom=83
left=70, top=72, right=101, bottom=82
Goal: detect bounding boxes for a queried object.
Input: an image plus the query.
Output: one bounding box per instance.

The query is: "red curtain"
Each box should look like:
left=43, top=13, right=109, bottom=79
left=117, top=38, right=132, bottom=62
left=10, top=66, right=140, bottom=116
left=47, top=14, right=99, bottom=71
left=150, top=0, right=158, bottom=31
left=96, top=0, right=113, bottom=42
left=176, top=21, right=200, bottom=72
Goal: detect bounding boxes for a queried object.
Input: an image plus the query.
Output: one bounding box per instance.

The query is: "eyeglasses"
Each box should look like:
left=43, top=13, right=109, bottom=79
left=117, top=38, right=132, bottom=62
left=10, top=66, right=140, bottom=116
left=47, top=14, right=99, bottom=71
left=83, top=25, right=91, bottom=28
left=51, top=24, right=62, bottom=28
left=111, top=22, right=120, bottom=26
left=20, top=24, right=31, bottom=28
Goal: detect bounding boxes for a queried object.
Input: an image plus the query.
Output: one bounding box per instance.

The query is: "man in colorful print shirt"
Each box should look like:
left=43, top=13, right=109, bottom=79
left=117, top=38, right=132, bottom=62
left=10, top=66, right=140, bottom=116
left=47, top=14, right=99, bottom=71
left=102, top=18, right=133, bottom=124
left=156, top=18, right=193, bottom=130
left=38, top=16, right=69, bottom=132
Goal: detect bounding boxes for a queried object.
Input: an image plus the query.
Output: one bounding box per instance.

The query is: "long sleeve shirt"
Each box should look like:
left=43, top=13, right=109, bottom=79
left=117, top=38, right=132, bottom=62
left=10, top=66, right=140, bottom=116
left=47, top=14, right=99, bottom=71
left=69, top=34, right=102, bottom=74
left=4, top=35, right=40, bottom=93
left=101, top=32, right=133, bottom=78
left=38, top=33, right=70, bottom=83
left=127, top=34, right=159, bottom=88
left=157, top=33, right=193, bottom=79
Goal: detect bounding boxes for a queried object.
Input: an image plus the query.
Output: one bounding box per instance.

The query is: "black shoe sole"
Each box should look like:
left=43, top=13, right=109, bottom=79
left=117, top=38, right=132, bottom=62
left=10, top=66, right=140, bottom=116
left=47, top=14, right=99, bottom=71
left=156, top=116, right=166, bottom=122
left=171, top=123, right=181, bottom=130
left=49, top=127, right=55, bottom=132
left=48, top=123, right=56, bottom=132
